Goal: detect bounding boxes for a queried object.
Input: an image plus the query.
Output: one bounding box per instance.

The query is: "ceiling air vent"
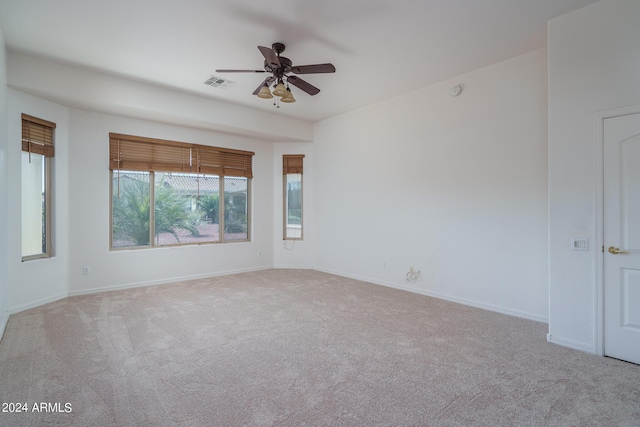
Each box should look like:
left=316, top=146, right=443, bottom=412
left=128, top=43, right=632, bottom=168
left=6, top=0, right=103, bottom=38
left=204, top=76, right=236, bottom=89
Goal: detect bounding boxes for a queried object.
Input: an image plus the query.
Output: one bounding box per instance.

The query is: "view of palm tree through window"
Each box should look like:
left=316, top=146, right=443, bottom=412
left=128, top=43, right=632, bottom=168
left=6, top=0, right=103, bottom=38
left=111, top=171, right=248, bottom=248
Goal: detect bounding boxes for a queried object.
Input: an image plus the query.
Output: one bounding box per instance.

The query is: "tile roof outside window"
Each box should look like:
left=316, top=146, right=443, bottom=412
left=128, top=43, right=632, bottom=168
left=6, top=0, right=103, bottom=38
left=120, top=172, right=247, bottom=195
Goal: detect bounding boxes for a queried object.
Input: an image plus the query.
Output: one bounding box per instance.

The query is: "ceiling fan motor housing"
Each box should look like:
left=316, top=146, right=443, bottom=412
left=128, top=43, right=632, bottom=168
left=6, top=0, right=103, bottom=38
left=264, top=56, right=292, bottom=75
left=272, top=42, right=286, bottom=54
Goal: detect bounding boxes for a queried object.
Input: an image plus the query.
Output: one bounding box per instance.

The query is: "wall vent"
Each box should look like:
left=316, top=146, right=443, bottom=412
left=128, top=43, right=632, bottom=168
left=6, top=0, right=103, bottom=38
left=204, top=76, right=236, bottom=89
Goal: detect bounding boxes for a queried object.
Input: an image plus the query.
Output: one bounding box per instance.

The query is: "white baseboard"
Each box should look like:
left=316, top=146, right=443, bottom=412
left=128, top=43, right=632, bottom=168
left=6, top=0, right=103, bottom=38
left=67, top=265, right=273, bottom=297
left=314, top=267, right=548, bottom=324
left=9, top=293, right=68, bottom=316
left=0, top=309, right=9, bottom=343
left=546, top=333, right=596, bottom=354
left=272, top=264, right=313, bottom=270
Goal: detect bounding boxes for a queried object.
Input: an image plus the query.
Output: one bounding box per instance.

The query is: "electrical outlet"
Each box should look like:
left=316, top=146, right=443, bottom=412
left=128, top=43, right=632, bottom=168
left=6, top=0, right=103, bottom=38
left=82, top=266, right=91, bottom=275
left=257, top=250, right=262, bottom=257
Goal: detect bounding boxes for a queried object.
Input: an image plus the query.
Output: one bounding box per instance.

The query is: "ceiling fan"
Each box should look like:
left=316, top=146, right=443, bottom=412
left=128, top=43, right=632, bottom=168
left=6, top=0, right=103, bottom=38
left=216, top=43, right=335, bottom=103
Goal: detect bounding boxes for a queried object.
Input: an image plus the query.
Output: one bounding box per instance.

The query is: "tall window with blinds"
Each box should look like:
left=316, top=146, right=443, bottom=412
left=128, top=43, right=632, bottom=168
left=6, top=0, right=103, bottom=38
left=21, top=114, right=56, bottom=260
left=109, top=133, right=253, bottom=249
left=283, top=154, right=304, bottom=240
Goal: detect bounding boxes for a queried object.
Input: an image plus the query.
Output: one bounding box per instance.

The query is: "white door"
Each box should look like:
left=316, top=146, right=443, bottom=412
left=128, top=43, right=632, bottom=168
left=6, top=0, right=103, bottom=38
left=604, top=112, right=640, bottom=365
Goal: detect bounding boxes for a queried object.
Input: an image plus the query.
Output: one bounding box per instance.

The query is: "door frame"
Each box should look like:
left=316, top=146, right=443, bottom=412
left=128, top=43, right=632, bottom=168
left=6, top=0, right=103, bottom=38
left=593, top=104, right=640, bottom=357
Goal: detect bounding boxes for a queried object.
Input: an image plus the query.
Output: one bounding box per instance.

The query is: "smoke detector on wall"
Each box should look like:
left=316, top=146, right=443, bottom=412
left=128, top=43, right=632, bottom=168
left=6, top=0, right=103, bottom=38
left=451, top=85, right=462, bottom=97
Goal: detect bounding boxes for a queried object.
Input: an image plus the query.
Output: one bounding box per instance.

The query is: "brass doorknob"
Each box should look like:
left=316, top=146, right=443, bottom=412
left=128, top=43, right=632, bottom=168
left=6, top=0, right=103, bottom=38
left=608, top=246, right=630, bottom=255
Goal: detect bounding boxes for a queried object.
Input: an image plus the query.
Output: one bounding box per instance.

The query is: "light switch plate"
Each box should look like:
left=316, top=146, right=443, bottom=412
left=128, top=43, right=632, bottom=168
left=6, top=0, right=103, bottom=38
left=571, top=237, right=589, bottom=251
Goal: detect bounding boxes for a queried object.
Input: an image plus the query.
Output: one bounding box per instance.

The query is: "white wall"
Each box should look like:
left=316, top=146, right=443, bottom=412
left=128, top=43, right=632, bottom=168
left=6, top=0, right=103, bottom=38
left=66, top=109, right=274, bottom=295
left=313, top=49, right=549, bottom=322
left=0, top=26, right=9, bottom=335
left=548, top=0, right=640, bottom=352
left=6, top=90, right=70, bottom=312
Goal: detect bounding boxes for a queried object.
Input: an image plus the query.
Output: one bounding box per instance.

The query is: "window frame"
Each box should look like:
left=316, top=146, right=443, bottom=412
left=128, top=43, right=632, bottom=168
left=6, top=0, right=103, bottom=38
left=109, top=170, right=152, bottom=250
left=283, top=155, right=304, bottom=241
left=21, top=114, right=55, bottom=262
left=109, top=133, right=253, bottom=250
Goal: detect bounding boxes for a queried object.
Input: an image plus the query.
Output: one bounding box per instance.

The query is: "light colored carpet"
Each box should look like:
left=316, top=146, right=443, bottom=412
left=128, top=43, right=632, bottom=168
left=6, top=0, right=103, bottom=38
left=0, top=269, right=639, bottom=426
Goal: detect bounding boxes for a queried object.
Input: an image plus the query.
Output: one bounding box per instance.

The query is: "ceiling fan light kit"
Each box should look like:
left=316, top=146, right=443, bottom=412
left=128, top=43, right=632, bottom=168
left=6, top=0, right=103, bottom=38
left=257, top=84, right=273, bottom=99
left=280, top=88, right=295, bottom=103
left=216, top=43, right=335, bottom=108
left=272, top=82, right=288, bottom=97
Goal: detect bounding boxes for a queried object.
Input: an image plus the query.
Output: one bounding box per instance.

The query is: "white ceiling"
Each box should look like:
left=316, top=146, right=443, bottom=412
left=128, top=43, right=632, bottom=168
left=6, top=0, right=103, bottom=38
left=0, top=0, right=597, bottom=123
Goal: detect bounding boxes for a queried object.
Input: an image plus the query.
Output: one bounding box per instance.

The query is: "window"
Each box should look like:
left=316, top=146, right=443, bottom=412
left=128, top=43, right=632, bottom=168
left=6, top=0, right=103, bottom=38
left=110, top=133, right=253, bottom=249
left=21, top=114, right=56, bottom=260
left=283, top=155, right=304, bottom=240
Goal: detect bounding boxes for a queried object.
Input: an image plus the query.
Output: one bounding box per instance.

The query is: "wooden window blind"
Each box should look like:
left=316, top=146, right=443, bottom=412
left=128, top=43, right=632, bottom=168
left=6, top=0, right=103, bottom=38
left=109, top=133, right=254, bottom=178
left=283, top=154, right=304, bottom=175
left=22, top=114, right=56, bottom=157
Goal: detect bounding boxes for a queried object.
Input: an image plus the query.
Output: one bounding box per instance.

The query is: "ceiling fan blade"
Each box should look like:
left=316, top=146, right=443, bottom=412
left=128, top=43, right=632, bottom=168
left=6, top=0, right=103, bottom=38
left=258, top=46, right=281, bottom=67
left=216, top=69, right=266, bottom=73
left=287, top=75, right=320, bottom=96
left=290, top=63, right=336, bottom=74
left=252, top=76, right=275, bottom=95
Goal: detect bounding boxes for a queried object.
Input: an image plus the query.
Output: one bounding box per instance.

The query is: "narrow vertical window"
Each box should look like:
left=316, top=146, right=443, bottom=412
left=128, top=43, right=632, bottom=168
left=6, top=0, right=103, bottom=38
left=283, top=155, right=304, bottom=240
left=21, top=114, right=56, bottom=260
